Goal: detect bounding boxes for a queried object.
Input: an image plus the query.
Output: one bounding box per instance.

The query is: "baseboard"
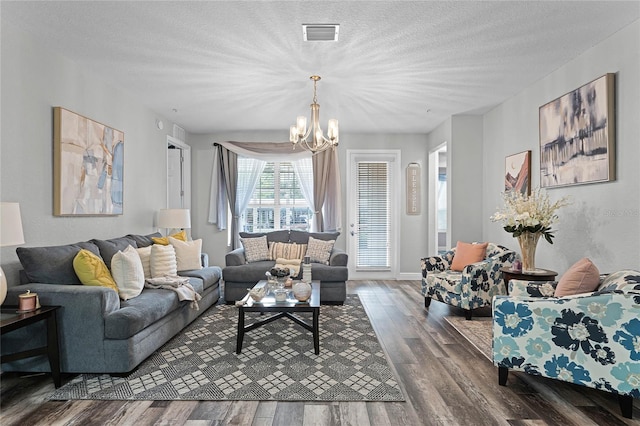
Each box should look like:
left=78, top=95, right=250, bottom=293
left=398, top=272, right=421, bottom=280
left=347, top=273, right=421, bottom=281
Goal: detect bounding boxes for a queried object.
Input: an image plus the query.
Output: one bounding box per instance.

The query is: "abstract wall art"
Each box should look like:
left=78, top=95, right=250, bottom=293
left=53, top=107, right=124, bottom=216
left=539, top=73, right=615, bottom=188
left=505, top=150, right=531, bottom=195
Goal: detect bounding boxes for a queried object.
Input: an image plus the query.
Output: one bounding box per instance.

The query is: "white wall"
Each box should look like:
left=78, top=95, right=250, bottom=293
left=483, top=20, right=640, bottom=274
left=450, top=115, right=484, bottom=245
left=426, top=116, right=485, bottom=249
left=0, top=22, right=174, bottom=285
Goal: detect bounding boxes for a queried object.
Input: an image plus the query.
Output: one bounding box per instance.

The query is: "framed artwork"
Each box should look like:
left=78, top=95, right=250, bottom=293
left=406, top=163, right=421, bottom=215
left=53, top=107, right=124, bottom=216
left=505, top=150, right=531, bottom=195
left=539, top=73, right=615, bottom=188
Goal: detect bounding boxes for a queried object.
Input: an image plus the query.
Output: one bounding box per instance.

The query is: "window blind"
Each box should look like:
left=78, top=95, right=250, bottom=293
left=356, top=162, right=390, bottom=269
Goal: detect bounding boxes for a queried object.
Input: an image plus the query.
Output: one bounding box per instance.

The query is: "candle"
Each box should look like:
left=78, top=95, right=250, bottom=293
left=18, top=290, right=40, bottom=312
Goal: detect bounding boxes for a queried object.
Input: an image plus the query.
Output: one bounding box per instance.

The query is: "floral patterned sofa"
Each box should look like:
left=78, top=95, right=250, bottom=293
left=492, top=270, right=640, bottom=418
left=420, top=242, right=516, bottom=319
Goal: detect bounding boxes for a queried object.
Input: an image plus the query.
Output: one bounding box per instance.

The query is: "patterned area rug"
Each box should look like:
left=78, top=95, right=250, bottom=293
left=49, top=295, right=404, bottom=401
left=444, top=316, right=493, bottom=361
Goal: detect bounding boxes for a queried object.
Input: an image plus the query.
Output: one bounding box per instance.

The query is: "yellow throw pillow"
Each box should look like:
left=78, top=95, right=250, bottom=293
left=73, top=249, right=118, bottom=292
left=151, top=230, right=187, bottom=246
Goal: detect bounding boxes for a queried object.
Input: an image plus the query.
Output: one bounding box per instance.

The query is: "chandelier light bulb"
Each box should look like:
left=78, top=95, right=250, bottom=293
left=296, top=116, right=307, bottom=136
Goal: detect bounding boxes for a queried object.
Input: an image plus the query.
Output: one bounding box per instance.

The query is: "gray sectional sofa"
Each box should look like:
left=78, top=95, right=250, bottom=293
left=1, top=232, right=222, bottom=374
left=223, top=230, right=348, bottom=304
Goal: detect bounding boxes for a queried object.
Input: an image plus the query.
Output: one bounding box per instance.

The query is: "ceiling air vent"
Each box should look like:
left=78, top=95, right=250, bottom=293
left=303, top=24, right=339, bottom=42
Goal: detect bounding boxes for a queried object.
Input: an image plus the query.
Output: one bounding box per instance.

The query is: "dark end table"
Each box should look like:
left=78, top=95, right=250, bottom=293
left=236, top=281, right=320, bottom=355
left=500, top=267, right=558, bottom=294
left=1, top=305, right=62, bottom=387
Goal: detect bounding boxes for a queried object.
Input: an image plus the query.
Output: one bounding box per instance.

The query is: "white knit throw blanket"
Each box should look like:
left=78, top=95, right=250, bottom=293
left=145, top=275, right=202, bottom=310
left=274, top=258, right=302, bottom=277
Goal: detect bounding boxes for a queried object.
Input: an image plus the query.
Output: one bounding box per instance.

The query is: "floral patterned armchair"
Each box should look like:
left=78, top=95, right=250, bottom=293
left=420, top=243, right=516, bottom=320
left=493, top=270, right=640, bottom=419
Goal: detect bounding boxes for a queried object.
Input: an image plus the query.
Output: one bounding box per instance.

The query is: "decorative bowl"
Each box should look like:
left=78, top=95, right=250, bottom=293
left=249, top=286, right=267, bottom=302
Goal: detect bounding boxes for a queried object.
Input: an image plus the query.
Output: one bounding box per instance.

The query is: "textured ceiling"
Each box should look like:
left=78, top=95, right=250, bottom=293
left=2, top=1, right=638, bottom=135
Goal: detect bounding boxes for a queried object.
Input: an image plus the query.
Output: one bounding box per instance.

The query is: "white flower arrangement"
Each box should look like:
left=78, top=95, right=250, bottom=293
left=491, top=188, right=570, bottom=244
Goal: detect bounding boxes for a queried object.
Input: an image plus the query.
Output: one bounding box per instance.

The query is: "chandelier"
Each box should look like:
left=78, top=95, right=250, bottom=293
left=290, top=75, right=339, bottom=153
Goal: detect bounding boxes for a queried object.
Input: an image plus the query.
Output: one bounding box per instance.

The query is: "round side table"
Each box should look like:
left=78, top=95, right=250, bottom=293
left=500, top=267, right=558, bottom=295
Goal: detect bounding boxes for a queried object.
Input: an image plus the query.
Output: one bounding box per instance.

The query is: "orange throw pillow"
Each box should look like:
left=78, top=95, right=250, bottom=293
left=450, top=241, right=489, bottom=271
left=554, top=258, right=600, bottom=297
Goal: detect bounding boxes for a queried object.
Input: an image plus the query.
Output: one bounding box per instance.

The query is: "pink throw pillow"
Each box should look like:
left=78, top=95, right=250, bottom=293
left=450, top=241, right=489, bottom=272
left=554, top=258, right=600, bottom=297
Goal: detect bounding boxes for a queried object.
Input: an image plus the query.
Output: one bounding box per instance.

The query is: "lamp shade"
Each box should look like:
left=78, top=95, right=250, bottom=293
left=0, top=202, right=25, bottom=247
left=157, top=209, right=191, bottom=229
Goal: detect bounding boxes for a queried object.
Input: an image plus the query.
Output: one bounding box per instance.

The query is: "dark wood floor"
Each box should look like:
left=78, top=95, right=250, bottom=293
left=1, top=280, right=638, bottom=425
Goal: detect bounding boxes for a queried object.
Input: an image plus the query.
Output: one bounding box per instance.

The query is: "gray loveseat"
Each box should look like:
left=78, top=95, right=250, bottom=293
left=1, top=232, right=222, bottom=374
left=223, top=230, right=348, bottom=304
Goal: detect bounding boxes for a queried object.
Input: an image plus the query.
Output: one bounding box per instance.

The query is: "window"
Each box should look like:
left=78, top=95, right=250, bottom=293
left=242, top=161, right=312, bottom=233
left=356, top=161, right=390, bottom=269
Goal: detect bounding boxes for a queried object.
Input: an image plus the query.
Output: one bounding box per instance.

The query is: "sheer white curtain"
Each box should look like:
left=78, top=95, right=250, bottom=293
left=291, top=157, right=315, bottom=230
left=236, top=157, right=266, bottom=238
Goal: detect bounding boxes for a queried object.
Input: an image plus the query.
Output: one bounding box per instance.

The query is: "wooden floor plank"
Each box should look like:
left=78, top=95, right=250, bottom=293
left=302, top=403, right=340, bottom=426
left=338, top=401, right=370, bottom=426
left=1, top=280, right=637, bottom=426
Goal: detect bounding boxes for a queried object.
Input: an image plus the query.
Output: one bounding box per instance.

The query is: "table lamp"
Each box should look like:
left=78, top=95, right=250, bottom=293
left=1, top=202, right=25, bottom=305
left=157, top=208, right=191, bottom=236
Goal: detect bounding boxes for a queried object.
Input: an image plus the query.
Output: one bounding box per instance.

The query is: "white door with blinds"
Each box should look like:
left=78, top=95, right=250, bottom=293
left=346, top=150, right=400, bottom=279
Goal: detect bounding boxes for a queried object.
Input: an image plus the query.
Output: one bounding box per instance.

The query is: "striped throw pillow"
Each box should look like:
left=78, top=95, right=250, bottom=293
left=269, top=242, right=307, bottom=261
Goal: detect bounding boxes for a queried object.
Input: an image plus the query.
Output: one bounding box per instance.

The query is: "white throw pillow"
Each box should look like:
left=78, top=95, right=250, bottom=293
left=240, top=235, right=270, bottom=263
left=111, top=245, right=145, bottom=300
left=150, top=244, right=178, bottom=277
left=135, top=245, right=152, bottom=279
left=168, top=236, right=203, bottom=272
left=306, top=236, right=335, bottom=265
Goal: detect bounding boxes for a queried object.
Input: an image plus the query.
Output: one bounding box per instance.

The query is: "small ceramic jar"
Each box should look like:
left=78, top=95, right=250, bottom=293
left=274, top=288, right=288, bottom=302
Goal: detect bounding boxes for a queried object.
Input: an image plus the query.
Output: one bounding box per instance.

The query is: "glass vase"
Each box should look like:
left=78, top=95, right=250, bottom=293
left=517, top=232, right=542, bottom=273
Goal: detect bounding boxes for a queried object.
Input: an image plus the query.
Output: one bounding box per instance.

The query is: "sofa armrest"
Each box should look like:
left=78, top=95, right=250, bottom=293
left=3, top=283, right=121, bottom=372
left=225, top=248, right=246, bottom=266
left=421, top=249, right=455, bottom=276
left=508, top=279, right=558, bottom=297
left=329, top=248, right=348, bottom=267
left=462, top=248, right=516, bottom=283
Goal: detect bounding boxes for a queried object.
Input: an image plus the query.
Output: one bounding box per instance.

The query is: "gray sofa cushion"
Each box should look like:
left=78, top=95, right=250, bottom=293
left=223, top=261, right=275, bottom=282
left=289, top=231, right=340, bottom=244
left=125, top=232, right=162, bottom=248
left=92, top=237, right=138, bottom=270
left=16, top=241, right=101, bottom=284
left=223, top=260, right=347, bottom=282
left=179, top=266, right=222, bottom=291
left=105, top=277, right=204, bottom=339
left=240, top=230, right=290, bottom=243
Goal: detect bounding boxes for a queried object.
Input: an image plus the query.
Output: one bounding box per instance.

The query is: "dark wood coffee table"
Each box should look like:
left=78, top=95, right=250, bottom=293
left=236, top=280, right=320, bottom=355
left=1, top=305, right=62, bottom=387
